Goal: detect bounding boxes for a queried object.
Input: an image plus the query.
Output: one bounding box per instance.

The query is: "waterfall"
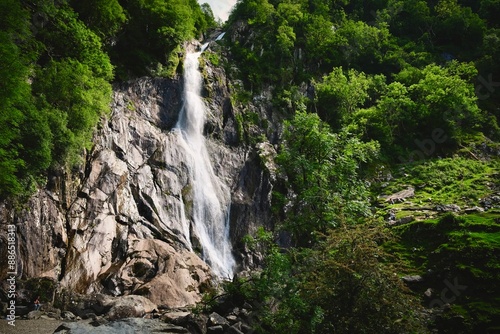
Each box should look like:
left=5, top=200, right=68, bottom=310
left=174, top=47, right=235, bottom=279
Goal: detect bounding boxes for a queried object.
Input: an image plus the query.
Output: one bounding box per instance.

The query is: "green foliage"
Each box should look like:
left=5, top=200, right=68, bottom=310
left=228, top=0, right=500, bottom=156
left=376, top=157, right=500, bottom=209
left=70, top=0, right=127, bottom=40
left=315, top=67, right=382, bottom=128
left=353, top=62, right=486, bottom=155
left=297, top=224, right=427, bottom=334
left=35, top=1, right=114, bottom=80
left=1, top=0, right=214, bottom=198
left=276, top=111, right=379, bottom=245
left=0, top=0, right=51, bottom=198
left=112, top=0, right=209, bottom=78
left=387, top=212, right=500, bottom=332
left=33, top=59, right=112, bottom=164
left=228, top=223, right=426, bottom=333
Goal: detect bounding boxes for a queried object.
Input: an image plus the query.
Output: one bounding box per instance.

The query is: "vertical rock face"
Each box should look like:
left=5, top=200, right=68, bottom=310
left=0, top=47, right=276, bottom=308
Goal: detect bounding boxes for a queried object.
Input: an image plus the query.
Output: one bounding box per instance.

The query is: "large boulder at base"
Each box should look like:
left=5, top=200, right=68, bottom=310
left=106, top=295, right=157, bottom=320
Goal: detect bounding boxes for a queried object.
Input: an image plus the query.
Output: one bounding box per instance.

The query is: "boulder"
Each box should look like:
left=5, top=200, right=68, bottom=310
left=106, top=295, right=157, bottom=320
left=465, top=206, right=485, bottom=213
left=27, top=310, right=42, bottom=320
left=402, top=275, right=424, bottom=284
left=208, top=325, right=224, bottom=333
left=435, top=204, right=461, bottom=212
left=385, top=187, right=415, bottom=204
left=62, top=311, right=76, bottom=320
left=161, top=310, right=191, bottom=323
left=208, top=312, right=229, bottom=327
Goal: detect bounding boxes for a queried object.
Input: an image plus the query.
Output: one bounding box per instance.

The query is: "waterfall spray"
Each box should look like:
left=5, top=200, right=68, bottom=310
left=174, top=45, right=235, bottom=279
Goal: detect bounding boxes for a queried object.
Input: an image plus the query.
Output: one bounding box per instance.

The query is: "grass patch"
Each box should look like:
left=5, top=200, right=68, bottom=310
left=386, top=212, right=500, bottom=331
left=375, top=157, right=500, bottom=210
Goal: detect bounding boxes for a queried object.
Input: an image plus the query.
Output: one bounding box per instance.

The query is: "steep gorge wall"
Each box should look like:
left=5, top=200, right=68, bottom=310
left=0, top=42, right=275, bottom=308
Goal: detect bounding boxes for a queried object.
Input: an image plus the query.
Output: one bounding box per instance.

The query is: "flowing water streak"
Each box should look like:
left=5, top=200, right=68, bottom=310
left=174, top=46, right=235, bottom=279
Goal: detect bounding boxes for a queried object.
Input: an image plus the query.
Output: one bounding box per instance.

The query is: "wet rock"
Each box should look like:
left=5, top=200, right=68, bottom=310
left=62, top=311, right=76, bottom=320
left=1, top=52, right=275, bottom=307
left=90, top=315, right=109, bottom=327
left=227, top=324, right=245, bottom=334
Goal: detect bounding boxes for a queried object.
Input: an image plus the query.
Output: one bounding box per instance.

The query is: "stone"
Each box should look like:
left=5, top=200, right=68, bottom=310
left=90, top=316, right=109, bottom=327
left=183, top=313, right=208, bottom=334
left=480, top=195, right=500, bottom=210
left=53, top=323, right=72, bottom=333
left=208, top=312, right=229, bottom=327
left=162, top=310, right=191, bottom=323
left=54, top=317, right=190, bottom=333
left=106, top=295, right=158, bottom=320
left=46, top=311, right=62, bottom=319
left=402, top=275, right=424, bottom=284
left=435, top=204, right=461, bottom=212
left=385, top=187, right=415, bottom=204
left=207, top=325, right=225, bottom=333
left=226, top=314, right=238, bottom=323
left=396, top=216, right=415, bottom=225
left=226, top=324, right=245, bottom=334
left=62, top=311, right=76, bottom=320
left=27, top=310, right=42, bottom=320
left=465, top=206, right=485, bottom=213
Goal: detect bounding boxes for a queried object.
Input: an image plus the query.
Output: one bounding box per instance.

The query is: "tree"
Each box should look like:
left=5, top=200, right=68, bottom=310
left=397, top=62, right=483, bottom=142
left=276, top=111, right=379, bottom=246
left=33, top=59, right=111, bottom=165
left=70, top=0, right=127, bottom=41
left=315, top=67, right=376, bottom=128
left=433, top=0, right=486, bottom=59
left=229, top=223, right=427, bottom=334
left=296, top=223, right=428, bottom=334
left=112, top=0, right=208, bottom=78
left=0, top=0, right=51, bottom=198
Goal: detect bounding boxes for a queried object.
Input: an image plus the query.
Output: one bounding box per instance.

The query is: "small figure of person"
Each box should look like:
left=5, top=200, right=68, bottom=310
left=34, top=296, right=41, bottom=311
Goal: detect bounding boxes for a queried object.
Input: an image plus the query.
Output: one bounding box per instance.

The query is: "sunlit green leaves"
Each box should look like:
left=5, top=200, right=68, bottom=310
left=34, top=59, right=112, bottom=164
left=277, top=111, right=379, bottom=245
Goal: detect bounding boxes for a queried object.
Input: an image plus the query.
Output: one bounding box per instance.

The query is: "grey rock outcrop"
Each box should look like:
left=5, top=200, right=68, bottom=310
left=0, top=43, right=276, bottom=309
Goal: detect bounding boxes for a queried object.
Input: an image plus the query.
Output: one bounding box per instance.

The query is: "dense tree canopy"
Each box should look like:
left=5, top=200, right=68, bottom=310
left=0, top=0, right=216, bottom=198
left=223, top=1, right=500, bottom=332
left=227, top=0, right=500, bottom=156
left=277, top=111, right=379, bottom=245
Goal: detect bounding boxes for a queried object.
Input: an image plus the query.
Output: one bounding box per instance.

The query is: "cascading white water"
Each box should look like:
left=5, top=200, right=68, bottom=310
left=174, top=46, right=235, bottom=279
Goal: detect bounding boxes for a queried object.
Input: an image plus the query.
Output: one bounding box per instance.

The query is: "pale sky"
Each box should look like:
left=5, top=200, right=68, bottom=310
left=198, top=0, right=237, bottom=22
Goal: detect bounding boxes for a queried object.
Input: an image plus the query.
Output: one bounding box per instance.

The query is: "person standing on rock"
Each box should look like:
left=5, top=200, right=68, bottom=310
left=34, top=296, right=41, bottom=311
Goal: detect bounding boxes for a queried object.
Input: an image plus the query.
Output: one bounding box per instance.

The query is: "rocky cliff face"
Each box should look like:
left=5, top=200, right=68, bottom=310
left=0, top=42, right=276, bottom=308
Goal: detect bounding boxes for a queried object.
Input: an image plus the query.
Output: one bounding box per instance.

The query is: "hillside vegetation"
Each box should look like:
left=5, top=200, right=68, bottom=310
left=218, top=0, right=500, bottom=332
left=0, top=0, right=216, bottom=199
